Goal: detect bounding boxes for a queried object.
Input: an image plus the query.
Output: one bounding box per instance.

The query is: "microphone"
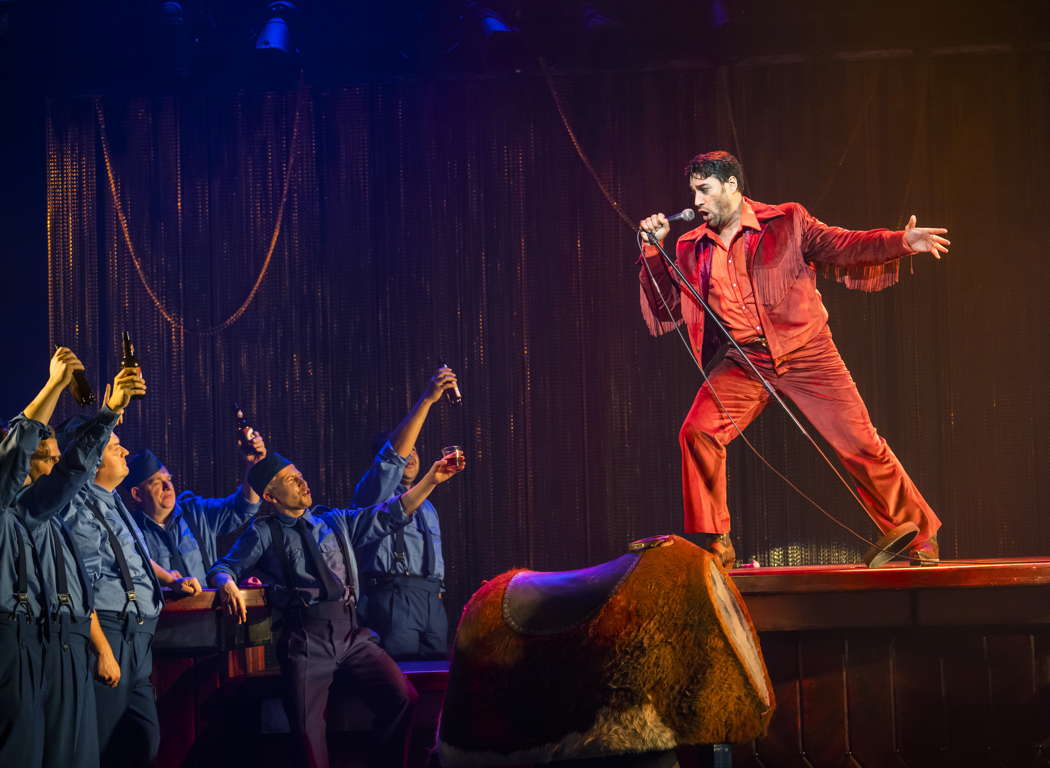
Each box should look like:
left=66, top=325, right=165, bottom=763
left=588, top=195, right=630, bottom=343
left=640, top=208, right=696, bottom=243
left=666, top=208, right=696, bottom=223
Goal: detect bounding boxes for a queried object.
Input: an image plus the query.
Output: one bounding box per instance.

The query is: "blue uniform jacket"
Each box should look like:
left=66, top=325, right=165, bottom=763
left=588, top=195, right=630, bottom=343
left=350, top=441, right=444, bottom=580
left=132, top=488, right=260, bottom=583
left=13, top=407, right=120, bottom=621
left=209, top=498, right=411, bottom=606
left=60, top=483, right=163, bottom=618
left=0, top=415, right=52, bottom=618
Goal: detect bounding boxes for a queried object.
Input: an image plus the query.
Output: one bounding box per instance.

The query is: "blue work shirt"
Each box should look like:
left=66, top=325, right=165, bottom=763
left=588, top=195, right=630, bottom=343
left=13, top=407, right=120, bottom=621
left=0, top=415, right=54, bottom=618
left=132, top=487, right=260, bottom=584
left=350, top=441, right=444, bottom=580
left=209, top=498, right=411, bottom=607
left=60, top=483, right=163, bottom=618
left=0, top=415, right=50, bottom=508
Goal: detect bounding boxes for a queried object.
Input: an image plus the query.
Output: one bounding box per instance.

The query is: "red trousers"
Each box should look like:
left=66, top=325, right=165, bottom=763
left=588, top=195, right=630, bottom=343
left=679, top=326, right=940, bottom=546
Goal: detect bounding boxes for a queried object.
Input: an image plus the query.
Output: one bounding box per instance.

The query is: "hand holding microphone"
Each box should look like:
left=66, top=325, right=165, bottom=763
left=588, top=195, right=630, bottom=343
left=638, top=208, right=696, bottom=244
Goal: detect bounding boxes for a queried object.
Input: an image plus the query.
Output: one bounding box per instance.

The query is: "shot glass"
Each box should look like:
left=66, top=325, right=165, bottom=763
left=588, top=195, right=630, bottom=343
left=442, top=445, right=466, bottom=471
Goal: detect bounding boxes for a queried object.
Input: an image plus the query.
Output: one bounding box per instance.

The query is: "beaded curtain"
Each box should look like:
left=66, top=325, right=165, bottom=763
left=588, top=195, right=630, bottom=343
left=46, top=51, right=1050, bottom=620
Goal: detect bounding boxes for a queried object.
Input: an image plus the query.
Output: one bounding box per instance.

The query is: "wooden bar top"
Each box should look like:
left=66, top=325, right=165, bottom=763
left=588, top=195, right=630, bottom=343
left=160, top=586, right=268, bottom=612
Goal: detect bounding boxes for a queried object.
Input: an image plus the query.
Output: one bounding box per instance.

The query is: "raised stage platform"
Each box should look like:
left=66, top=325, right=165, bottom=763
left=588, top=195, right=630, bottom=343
left=728, top=557, right=1050, bottom=768
left=150, top=558, right=1050, bottom=768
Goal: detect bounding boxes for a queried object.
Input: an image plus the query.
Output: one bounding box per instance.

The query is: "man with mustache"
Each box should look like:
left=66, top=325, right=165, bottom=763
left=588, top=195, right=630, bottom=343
left=638, top=150, right=948, bottom=568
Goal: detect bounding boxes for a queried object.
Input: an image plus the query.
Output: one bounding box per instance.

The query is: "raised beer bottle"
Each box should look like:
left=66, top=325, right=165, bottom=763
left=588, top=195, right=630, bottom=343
left=439, top=359, right=462, bottom=406
left=120, top=331, right=144, bottom=401
left=234, top=403, right=262, bottom=458
left=69, top=370, right=96, bottom=406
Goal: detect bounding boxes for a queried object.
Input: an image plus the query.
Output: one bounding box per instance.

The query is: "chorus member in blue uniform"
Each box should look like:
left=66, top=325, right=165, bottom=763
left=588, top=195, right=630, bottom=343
left=122, top=433, right=266, bottom=584
left=351, top=365, right=458, bottom=659
left=15, top=366, right=143, bottom=768
left=209, top=449, right=465, bottom=768
left=57, top=409, right=202, bottom=768
left=0, top=347, right=96, bottom=767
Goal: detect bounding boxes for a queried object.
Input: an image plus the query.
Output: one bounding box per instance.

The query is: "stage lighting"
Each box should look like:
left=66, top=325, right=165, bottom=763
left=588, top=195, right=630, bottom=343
left=156, top=0, right=194, bottom=77
left=582, top=4, right=619, bottom=33
left=466, top=2, right=517, bottom=40
left=256, top=1, right=298, bottom=55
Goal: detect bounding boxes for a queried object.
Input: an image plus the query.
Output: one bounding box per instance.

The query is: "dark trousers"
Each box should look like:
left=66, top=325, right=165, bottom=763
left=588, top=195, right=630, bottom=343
left=277, top=609, right=418, bottom=768
left=43, top=616, right=99, bottom=768
left=94, top=611, right=160, bottom=768
left=360, top=578, right=448, bottom=659
left=0, top=618, right=46, bottom=767
left=679, top=326, right=941, bottom=545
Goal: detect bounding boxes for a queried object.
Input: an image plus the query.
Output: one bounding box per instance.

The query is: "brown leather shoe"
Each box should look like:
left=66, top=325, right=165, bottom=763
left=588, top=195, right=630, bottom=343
left=909, top=536, right=940, bottom=567
left=699, top=532, right=736, bottom=569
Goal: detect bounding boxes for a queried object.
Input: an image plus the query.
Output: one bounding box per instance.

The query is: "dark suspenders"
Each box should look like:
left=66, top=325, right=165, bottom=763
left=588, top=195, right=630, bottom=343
left=265, top=516, right=356, bottom=604
left=265, top=517, right=297, bottom=601
left=11, top=529, right=32, bottom=621
left=91, top=508, right=143, bottom=620
left=393, top=525, right=409, bottom=574
left=52, top=522, right=73, bottom=617
left=331, top=526, right=356, bottom=601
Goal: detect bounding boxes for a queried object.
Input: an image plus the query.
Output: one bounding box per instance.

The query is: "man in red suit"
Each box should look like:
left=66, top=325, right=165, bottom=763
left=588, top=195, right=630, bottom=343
left=638, top=151, right=949, bottom=568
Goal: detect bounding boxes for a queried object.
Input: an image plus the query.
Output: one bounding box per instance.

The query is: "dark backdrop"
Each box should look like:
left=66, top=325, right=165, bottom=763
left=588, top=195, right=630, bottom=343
left=42, top=49, right=1050, bottom=621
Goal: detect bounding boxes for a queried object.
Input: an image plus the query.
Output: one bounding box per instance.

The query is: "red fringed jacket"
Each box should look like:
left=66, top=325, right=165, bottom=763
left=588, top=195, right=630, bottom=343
left=638, top=198, right=911, bottom=371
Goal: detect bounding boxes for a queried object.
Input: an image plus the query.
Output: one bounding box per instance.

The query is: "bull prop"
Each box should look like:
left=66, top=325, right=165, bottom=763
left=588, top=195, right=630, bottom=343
left=438, top=535, right=774, bottom=765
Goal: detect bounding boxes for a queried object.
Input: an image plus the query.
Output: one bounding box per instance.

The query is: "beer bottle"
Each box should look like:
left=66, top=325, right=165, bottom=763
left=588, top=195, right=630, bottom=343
left=439, top=359, right=462, bottom=406
left=120, top=332, right=144, bottom=401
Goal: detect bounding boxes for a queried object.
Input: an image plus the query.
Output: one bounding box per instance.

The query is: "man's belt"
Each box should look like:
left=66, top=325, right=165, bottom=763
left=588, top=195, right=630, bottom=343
left=280, top=599, right=357, bottom=623
left=362, top=574, right=444, bottom=595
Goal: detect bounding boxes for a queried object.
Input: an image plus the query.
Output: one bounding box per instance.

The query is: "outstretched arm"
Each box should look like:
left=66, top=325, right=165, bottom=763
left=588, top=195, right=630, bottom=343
left=0, top=348, right=88, bottom=509
left=15, top=367, right=144, bottom=530
left=389, top=367, right=459, bottom=458
left=21, top=347, right=84, bottom=425
left=398, top=456, right=466, bottom=516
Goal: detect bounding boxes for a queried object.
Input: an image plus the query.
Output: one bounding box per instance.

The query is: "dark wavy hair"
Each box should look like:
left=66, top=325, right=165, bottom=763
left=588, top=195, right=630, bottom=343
left=684, top=150, right=745, bottom=192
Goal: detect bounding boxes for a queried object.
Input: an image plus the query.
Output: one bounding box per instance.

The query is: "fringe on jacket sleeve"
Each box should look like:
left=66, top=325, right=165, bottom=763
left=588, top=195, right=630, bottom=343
left=816, top=258, right=902, bottom=292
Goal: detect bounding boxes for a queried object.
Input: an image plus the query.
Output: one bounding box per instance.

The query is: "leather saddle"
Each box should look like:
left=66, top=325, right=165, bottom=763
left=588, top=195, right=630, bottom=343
left=502, top=536, right=674, bottom=636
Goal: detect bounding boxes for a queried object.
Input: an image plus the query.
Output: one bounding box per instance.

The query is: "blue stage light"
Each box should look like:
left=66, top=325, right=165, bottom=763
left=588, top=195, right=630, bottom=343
left=256, top=0, right=297, bottom=55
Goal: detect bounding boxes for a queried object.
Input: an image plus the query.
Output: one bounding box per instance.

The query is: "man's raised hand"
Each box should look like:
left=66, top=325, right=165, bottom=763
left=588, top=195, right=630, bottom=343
left=49, top=347, right=85, bottom=390
left=638, top=213, right=670, bottom=245
left=105, top=368, right=147, bottom=414
left=903, top=215, right=950, bottom=260
left=423, top=366, right=459, bottom=404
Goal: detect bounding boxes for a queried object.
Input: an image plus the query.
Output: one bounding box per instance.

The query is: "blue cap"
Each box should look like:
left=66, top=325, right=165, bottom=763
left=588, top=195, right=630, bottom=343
left=121, top=449, right=165, bottom=490
left=247, top=451, right=292, bottom=497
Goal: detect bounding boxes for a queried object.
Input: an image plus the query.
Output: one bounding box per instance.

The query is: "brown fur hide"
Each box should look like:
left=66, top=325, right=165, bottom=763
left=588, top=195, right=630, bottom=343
left=438, top=536, right=774, bottom=765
